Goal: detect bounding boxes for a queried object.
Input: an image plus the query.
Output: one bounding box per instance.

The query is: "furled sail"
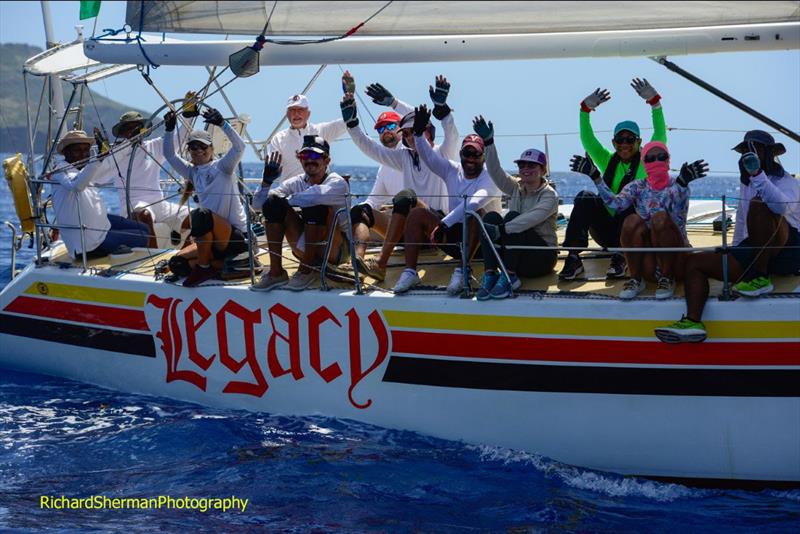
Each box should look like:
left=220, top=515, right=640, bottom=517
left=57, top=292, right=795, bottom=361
left=126, top=1, right=800, bottom=36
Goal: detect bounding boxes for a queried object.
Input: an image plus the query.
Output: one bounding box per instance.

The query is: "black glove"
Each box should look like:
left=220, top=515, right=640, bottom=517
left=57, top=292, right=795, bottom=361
left=570, top=154, right=600, bottom=182
left=202, top=107, right=224, bottom=127
left=738, top=158, right=751, bottom=186
left=413, top=105, right=431, bottom=137
left=429, top=75, right=451, bottom=120
left=262, top=152, right=282, bottom=186
left=365, top=83, right=395, bottom=107
left=164, top=111, right=177, bottom=132
left=472, top=115, right=494, bottom=146
left=676, top=159, right=709, bottom=188
left=340, top=94, right=359, bottom=128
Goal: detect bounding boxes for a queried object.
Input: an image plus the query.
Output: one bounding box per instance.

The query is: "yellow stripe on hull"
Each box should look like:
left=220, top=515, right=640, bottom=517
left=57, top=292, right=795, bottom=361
left=23, top=282, right=145, bottom=308
left=382, top=310, right=799, bottom=340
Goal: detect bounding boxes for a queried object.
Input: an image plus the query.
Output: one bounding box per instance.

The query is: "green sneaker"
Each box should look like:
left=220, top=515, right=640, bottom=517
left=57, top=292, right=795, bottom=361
left=654, top=316, right=707, bottom=344
left=733, top=276, right=773, bottom=297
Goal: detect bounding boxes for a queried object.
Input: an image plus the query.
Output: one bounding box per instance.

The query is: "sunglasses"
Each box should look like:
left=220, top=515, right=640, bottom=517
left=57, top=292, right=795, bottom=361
left=614, top=135, right=638, bottom=145
left=461, top=149, right=483, bottom=159
left=377, top=123, right=398, bottom=134
left=517, top=161, right=542, bottom=169
left=298, top=151, right=325, bottom=161
left=643, top=152, right=669, bottom=163
left=187, top=143, right=210, bottom=151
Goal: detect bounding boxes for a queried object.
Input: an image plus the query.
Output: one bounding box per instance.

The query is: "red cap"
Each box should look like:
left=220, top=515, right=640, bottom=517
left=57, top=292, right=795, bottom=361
left=374, top=111, right=402, bottom=130
left=461, top=134, right=485, bottom=153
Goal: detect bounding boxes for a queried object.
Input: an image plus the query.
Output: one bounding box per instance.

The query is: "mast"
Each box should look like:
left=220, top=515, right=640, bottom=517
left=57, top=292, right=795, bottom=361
left=40, top=1, right=66, bottom=136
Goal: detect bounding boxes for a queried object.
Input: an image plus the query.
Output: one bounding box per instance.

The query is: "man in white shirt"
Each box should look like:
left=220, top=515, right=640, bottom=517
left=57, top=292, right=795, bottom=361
left=394, top=105, right=502, bottom=296
left=251, top=136, right=349, bottom=292
left=50, top=130, right=150, bottom=260
left=102, top=110, right=190, bottom=245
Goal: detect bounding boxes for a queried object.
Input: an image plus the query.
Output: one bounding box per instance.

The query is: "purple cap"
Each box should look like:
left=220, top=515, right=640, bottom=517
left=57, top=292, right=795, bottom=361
left=515, top=148, right=547, bottom=167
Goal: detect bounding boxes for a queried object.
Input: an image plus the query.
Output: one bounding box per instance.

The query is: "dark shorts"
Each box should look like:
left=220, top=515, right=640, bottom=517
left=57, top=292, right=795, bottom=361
left=212, top=227, right=249, bottom=260
left=436, top=221, right=483, bottom=260
left=730, top=224, right=800, bottom=276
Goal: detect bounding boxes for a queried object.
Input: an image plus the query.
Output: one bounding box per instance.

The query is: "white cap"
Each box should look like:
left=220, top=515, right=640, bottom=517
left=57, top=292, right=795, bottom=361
left=286, top=94, right=310, bottom=110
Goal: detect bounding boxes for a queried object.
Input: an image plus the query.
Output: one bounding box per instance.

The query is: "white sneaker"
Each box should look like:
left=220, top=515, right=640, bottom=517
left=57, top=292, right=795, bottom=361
left=654, top=276, right=675, bottom=300
left=446, top=267, right=464, bottom=296
left=393, top=268, right=420, bottom=294
left=619, top=278, right=645, bottom=300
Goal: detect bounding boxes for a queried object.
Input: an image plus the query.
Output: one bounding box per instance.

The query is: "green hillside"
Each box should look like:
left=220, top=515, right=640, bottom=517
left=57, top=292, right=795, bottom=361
left=0, top=43, right=144, bottom=154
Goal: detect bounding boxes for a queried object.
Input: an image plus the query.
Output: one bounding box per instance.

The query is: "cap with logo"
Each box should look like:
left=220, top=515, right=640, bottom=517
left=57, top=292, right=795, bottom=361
left=299, top=135, right=330, bottom=155
left=461, top=134, right=485, bottom=154
left=286, top=94, right=310, bottom=110
left=514, top=148, right=547, bottom=167
left=374, top=111, right=402, bottom=130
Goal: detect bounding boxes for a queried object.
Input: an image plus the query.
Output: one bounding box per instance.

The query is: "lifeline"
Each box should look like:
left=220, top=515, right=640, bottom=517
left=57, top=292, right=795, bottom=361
left=40, top=495, right=248, bottom=513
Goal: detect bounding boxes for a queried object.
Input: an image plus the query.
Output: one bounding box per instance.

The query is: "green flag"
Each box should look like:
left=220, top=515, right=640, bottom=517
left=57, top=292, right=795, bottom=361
left=79, top=0, right=101, bottom=20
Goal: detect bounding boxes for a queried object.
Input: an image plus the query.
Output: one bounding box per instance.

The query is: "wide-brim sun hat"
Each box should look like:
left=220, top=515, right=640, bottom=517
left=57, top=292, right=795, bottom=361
left=56, top=130, right=93, bottom=154
left=732, top=129, right=786, bottom=156
left=111, top=110, right=152, bottom=138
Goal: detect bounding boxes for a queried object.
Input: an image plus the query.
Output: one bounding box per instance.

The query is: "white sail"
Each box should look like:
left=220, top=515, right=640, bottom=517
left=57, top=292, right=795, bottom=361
left=125, top=1, right=800, bottom=36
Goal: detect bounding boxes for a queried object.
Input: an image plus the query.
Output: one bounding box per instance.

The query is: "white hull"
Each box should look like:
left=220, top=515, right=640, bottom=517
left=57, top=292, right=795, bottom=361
left=1, top=265, right=798, bottom=483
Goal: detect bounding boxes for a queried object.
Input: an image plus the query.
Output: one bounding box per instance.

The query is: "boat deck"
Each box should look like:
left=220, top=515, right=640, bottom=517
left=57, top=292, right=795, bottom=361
left=44, top=224, right=800, bottom=298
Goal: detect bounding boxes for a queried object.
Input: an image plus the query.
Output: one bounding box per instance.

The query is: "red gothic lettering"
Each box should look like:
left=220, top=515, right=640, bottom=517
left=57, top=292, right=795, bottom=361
left=146, top=295, right=206, bottom=391
left=216, top=300, right=267, bottom=397
left=266, top=303, right=304, bottom=380
left=185, top=298, right=215, bottom=371
left=307, top=306, right=343, bottom=383
left=346, top=309, right=389, bottom=409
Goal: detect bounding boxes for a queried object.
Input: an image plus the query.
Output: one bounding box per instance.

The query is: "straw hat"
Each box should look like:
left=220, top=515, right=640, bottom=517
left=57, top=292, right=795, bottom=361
left=56, top=130, right=93, bottom=154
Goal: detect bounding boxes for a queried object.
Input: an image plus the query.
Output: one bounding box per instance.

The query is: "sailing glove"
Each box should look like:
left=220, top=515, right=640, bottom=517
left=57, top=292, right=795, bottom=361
left=341, top=70, right=355, bottom=95
left=631, top=78, right=661, bottom=106
left=676, top=159, right=709, bottom=188
left=413, top=105, right=431, bottom=137
left=581, top=88, right=610, bottom=112
left=164, top=111, right=177, bottom=132
left=570, top=154, right=600, bottom=182
left=340, top=94, right=359, bottom=128
left=203, top=108, right=224, bottom=126
left=365, top=83, right=396, bottom=107
left=262, top=152, right=282, bottom=186
left=472, top=115, right=494, bottom=146
left=740, top=152, right=761, bottom=177
left=430, top=75, right=451, bottom=119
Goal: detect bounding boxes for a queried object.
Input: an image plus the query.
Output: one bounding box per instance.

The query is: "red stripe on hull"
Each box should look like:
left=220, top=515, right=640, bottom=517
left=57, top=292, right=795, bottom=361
left=391, top=330, right=800, bottom=366
left=5, top=295, right=149, bottom=332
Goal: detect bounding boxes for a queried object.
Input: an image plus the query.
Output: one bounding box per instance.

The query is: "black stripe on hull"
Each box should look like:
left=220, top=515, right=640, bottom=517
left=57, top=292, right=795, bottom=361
left=0, top=313, right=156, bottom=358
left=382, top=356, right=800, bottom=397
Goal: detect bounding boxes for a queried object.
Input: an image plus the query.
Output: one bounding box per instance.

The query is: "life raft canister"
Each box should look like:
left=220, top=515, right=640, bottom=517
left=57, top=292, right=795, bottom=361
left=3, top=153, right=35, bottom=234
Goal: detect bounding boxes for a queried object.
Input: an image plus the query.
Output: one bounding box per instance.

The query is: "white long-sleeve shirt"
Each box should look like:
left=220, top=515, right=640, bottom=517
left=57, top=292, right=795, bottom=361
left=415, top=132, right=502, bottom=227
left=50, top=160, right=111, bottom=258
left=268, top=119, right=348, bottom=181
left=363, top=101, right=415, bottom=209
left=348, top=113, right=460, bottom=214
left=97, top=128, right=188, bottom=216
left=164, top=123, right=247, bottom=231
left=733, top=170, right=800, bottom=244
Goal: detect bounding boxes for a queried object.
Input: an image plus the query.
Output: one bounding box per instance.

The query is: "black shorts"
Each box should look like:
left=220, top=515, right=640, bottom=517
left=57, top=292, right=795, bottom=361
left=730, top=224, right=800, bottom=276
left=213, top=227, right=249, bottom=260
left=436, top=222, right=482, bottom=260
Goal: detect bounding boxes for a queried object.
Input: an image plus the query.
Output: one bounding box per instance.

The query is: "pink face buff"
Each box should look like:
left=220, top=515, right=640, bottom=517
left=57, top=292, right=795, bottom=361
left=642, top=141, right=670, bottom=191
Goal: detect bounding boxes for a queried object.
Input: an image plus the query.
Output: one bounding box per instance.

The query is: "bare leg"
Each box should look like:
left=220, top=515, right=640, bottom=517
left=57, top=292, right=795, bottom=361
left=132, top=208, right=158, bottom=248
left=745, top=198, right=789, bottom=276
left=683, top=252, right=745, bottom=322
left=620, top=214, right=648, bottom=280
left=266, top=208, right=302, bottom=276
left=650, top=211, right=686, bottom=280
left=302, top=220, right=328, bottom=273
left=404, top=206, right=441, bottom=269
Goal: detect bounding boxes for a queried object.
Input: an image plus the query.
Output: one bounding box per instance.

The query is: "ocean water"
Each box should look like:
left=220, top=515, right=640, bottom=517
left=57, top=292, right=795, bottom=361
left=1, top=160, right=798, bottom=532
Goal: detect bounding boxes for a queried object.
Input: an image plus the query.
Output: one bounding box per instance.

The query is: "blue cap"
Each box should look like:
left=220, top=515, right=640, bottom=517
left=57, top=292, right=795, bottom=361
left=614, top=120, right=640, bottom=138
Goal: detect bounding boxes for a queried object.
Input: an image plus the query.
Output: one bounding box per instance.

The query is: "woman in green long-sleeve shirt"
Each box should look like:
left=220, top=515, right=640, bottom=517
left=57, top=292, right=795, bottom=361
left=559, top=78, right=667, bottom=281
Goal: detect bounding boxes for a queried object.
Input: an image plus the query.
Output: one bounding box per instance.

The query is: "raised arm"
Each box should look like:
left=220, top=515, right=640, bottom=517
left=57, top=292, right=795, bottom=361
left=341, top=93, right=406, bottom=170
left=56, top=159, right=106, bottom=192
left=162, top=111, right=192, bottom=180
left=631, top=78, right=667, bottom=144
left=473, top=116, right=515, bottom=196
left=201, top=108, right=244, bottom=176
left=414, top=105, right=459, bottom=183
left=594, top=177, right=636, bottom=212
left=579, top=88, right=613, bottom=172
left=741, top=153, right=798, bottom=215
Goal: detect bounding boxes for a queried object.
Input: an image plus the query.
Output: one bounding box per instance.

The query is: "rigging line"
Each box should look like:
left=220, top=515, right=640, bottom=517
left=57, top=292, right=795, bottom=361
left=260, top=1, right=278, bottom=37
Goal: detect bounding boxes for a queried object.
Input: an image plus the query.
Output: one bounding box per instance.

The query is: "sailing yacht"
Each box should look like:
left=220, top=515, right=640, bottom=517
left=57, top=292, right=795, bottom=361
left=1, top=1, right=798, bottom=485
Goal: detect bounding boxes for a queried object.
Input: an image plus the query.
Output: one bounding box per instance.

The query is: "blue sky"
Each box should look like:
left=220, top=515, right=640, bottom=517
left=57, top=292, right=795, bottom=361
left=2, top=0, right=798, bottom=174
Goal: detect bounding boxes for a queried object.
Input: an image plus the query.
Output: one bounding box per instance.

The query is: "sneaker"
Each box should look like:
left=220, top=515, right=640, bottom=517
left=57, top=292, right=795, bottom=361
left=286, top=269, right=317, bottom=291
left=733, top=276, right=773, bottom=297
left=250, top=269, right=289, bottom=292
left=558, top=255, right=584, bottom=280
left=654, top=276, right=675, bottom=300
left=393, top=268, right=420, bottom=294
left=446, top=267, right=465, bottom=296
left=183, top=265, right=216, bottom=287
left=476, top=271, right=500, bottom=301
left=606, top=253, right=627, bottom=279
left=655, top=316, right=707, bottom=344
left=490, top=272, right=521, bottom=299
left=619, top=278, right=645, bottom=300
left=356, top=256, right=386, bottom=282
